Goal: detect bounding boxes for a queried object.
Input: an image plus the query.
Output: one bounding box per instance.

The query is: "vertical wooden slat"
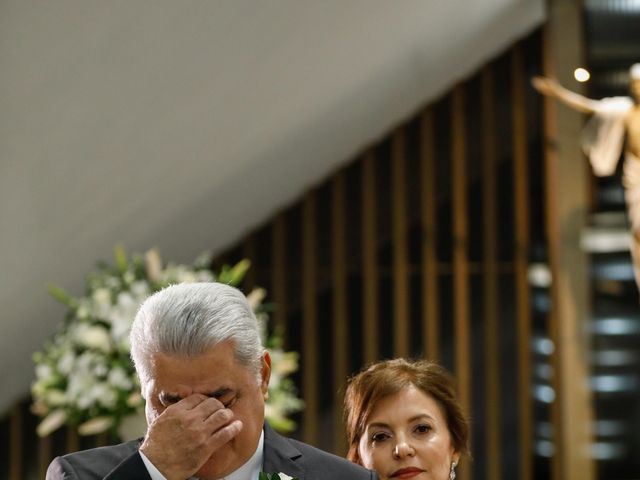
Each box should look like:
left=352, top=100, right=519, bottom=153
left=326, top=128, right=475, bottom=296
left=451, top=85, right=471, bottom=480
left=541, top=23, right=564, bottom=480
left=302, top=192, right=318, bottom=445
left=38, top=435, right=52, bottom=479
left=420, top=109, right=440, bottom=361
left=512, top=45, right=533, bottom=480
left=66, top=427, right=79, bottom=454
left=95, top=432, right=110, bottom=447
left=481, top=65, right=501, bottom=480
left=271, top=213, right=288, bottom=336
left=9, top=404, right=22, bottom=480
left=362, top=150, right=379, bottom=364
left=332, top=171, right=348, bottom=454
left=391, top=129, right=410, bottom=358
left=542, top=4, right=595, bottom=479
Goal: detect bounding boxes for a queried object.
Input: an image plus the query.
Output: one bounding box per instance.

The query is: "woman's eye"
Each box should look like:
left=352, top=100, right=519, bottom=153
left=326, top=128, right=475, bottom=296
left=371, top=432, right=390, bottom=443
left=414, top=424, right=432, bottom=434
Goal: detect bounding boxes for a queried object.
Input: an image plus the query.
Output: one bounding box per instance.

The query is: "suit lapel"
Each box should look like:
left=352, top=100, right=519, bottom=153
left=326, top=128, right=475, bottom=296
left=262, top=423, right=305, bottom=480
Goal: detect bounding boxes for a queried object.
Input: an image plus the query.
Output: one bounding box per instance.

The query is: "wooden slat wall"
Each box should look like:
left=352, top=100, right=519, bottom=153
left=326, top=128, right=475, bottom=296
left=420, top=109, right=440, bottom=362
left=481, top=65, right=501, bottom=480
left=331, top=171, right=349, bottom=454
left=391, top=130, right=410, bottom=358
left=301, top=192, right=319, bottom=446
left=542, top=3, right=595, bottom=479
left=38, top=436, right=52, bottom=480
left=271, top=213, right=288, bottom=335
left=2, top=398, right=117, bottom=480
left=511, top=45, right=533, bottom=480
left=66, top=429, right=79, bottom=457
left=5, top=26, right=593, bottom=480
left=9, top=404, right=22, bottom=480
left=362, top=151, right=379, bottom=364
left=541, top=27, right=564, bottom=480
left=451, top=85, right=472, bottom=480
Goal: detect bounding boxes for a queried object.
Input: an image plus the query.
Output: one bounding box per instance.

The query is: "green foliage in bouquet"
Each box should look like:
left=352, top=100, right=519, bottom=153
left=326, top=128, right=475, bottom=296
left=259, top=472, right=299, bottom=480
left=32, top=246, right=303, bottom=437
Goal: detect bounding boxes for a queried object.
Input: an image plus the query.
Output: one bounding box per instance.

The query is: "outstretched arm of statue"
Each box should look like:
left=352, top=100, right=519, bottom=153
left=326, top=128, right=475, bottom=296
left=531, top=75, right=599, bottom=114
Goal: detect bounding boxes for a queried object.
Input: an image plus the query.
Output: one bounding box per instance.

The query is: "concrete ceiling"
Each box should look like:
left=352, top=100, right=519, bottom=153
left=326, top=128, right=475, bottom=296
left=0, top=0, right=544, bottom=413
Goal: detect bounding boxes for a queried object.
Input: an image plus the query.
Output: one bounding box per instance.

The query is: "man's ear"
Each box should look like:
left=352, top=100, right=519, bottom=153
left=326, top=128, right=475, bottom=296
left=260, top=350, right=271, bottom=397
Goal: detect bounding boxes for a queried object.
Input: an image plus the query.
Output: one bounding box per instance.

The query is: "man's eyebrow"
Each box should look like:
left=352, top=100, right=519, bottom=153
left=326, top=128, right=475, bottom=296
left=159, top=388, right=235, bottom=403
left=205, top=387, right=234, bottom=399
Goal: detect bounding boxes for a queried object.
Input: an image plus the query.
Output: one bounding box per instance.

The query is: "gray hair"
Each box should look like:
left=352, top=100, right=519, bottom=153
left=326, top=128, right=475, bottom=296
left=130, top=282, right=264, bottom=386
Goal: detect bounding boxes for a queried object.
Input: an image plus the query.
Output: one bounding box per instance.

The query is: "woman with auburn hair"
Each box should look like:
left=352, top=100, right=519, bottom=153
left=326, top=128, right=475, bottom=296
left=344, top=358, right=469, bottom=480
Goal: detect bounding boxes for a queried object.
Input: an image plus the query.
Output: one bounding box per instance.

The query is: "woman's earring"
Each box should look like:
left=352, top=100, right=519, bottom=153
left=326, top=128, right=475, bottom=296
left=449, top=461, right=458, bottom=480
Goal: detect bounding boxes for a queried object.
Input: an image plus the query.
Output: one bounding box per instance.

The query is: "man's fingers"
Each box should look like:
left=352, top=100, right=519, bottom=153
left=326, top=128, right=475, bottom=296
left=190, top=396, right=226, bottom=418
left=203, top=405, right=234, bottom=428
left=166, top=395, right=237, bottom=438
left=173, top=393, right=210, bottom=410
left=166, top=394, right=225, bottom=416
left=206, top=419, right=243, bottom=450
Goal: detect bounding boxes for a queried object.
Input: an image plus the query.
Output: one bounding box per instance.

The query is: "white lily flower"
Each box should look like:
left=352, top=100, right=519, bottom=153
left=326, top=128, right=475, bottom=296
left=82, top=325, right=112, bottom=352
left=45, top=389, right=67, bottom=407
left=35, top=363, right=53, bottom=381
left=37, top=409, right=68, bottom=437
left=34, top=250, right=302, bottom=438
left=57, top=350, right=76, bottom=375
left=246, top=288, right=266, bottom=310
left=78, top=416, right=115, bottom=436
left=109, top=366, right=133, bottom=390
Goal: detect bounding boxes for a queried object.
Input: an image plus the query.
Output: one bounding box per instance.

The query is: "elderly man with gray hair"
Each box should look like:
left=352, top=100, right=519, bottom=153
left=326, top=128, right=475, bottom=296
left=46, top=282, right=377, bottom=480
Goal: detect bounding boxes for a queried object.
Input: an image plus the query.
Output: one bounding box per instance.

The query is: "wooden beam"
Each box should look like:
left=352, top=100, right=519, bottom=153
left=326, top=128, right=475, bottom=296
left=332, top=171, right=349, bottom=454
left=302, top=192, right=319, bottom=445
left=451, top=85, right=471, bottom=480
left=481, top=65, right=502, bottom=480
left=271, top=213, right=288, bottom=336
left=512, top=44, right=533, bottom=480
left=9, top=403, right=22, bottom=480
left=542, top=2, right=595, bottom=478
left=66, top=427, right=79, bottom=455
left=362, top=150, right=379, bottom=364
left=420, top=109, right=440, bottom=361
left=392, top=129, right=410, bottom=358
left=38, top=435, right=52, bottom=479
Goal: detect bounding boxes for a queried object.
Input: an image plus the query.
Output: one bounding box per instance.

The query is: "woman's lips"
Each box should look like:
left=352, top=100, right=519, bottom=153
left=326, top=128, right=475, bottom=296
left=390, top=467, right=424, bottom=479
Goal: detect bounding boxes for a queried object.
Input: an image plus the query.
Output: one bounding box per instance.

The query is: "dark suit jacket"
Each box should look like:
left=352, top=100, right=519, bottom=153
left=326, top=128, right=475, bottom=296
left=46, top=423, right=377, bottom=479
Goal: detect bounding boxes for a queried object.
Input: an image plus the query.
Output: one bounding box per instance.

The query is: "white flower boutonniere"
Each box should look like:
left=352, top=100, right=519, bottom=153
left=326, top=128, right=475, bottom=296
left=259, top=472, right=298, bottom=480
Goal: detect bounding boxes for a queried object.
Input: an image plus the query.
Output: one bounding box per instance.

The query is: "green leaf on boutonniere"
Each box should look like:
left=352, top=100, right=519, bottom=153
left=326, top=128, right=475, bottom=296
left=259, top=472, right=298, bottom=480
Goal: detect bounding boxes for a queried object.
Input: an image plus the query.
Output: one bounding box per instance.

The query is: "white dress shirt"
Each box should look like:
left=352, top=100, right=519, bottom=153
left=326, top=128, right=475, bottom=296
left=140, top=430, right=265, bottom=480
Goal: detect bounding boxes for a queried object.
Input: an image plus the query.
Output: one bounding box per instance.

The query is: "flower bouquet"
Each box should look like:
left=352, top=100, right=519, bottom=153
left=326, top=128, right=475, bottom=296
left=32, top=246, right=303, bottom=437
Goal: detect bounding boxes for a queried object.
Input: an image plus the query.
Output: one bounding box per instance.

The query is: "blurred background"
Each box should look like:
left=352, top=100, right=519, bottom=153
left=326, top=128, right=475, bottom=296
left=2, top=1, right=640, bottom=479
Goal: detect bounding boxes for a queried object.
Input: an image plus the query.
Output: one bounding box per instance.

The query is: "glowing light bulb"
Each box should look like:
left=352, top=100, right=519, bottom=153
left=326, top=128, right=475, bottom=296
left=574, top=68, right=590, bottom=82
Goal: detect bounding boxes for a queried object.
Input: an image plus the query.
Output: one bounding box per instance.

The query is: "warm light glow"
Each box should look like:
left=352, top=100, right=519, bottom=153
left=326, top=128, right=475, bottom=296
left=574, top=67, right=591, bottom=82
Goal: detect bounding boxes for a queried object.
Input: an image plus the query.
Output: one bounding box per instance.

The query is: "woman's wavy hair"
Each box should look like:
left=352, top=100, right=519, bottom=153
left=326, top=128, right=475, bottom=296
left=344, top=358, right=469, bottom=464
